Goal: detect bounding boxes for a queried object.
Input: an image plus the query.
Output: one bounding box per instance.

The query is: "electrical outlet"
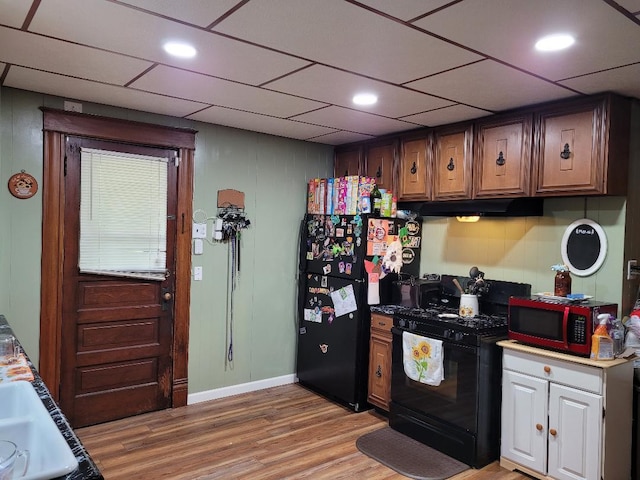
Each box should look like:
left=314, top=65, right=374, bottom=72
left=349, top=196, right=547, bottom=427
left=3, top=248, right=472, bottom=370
left=193, top=266, right=203, bottom=281
left=193, top=223, right=207, bottom=239
left=628, top=259, right=638, bottom=280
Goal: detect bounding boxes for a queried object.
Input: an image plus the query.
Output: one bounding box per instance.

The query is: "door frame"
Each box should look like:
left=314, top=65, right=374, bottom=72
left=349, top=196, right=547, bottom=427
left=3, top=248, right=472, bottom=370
left=39, top=108, right=196, bottom=408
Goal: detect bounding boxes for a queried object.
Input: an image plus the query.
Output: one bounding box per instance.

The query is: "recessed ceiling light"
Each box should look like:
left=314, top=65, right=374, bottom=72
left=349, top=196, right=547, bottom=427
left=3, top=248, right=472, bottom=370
left=163, top=41, right=197, bottom=58
left=535, top=34, right=575, bottom=52
left=352, top=93, right=378, bottom=106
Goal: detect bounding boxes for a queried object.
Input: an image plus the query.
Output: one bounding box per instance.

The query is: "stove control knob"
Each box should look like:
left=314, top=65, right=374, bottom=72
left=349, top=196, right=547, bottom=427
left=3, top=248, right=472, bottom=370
left=399, top=319, right=406, bottom=328
left=454, top=332, right=464, bottom=341
left=443, top=329, right=452, bottom=338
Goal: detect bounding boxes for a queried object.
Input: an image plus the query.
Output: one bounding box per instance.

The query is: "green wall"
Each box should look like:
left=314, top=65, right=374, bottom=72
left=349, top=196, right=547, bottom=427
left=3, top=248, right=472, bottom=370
left=419, top=196, right=626, bottom=306
left=0, top=87, right=333, bottom=394
left=0, top=86, right=632, bottom=397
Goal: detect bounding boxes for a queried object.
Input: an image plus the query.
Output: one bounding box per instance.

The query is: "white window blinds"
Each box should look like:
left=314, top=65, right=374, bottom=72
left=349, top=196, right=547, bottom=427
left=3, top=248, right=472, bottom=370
left=79, top=148, right=168, bottom=281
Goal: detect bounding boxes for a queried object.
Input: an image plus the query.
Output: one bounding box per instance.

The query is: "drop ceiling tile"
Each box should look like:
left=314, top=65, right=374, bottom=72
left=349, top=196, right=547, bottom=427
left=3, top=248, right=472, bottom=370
left=117, top=0, right=240, bottom=28
left=356, top=0, right=454, bottom=21
left=0, top=27, right=152, bottom=85
left=214, top=0, right=483, bottom=84
left=309, top=131, right=375, bottom=145
left=292, top=106, right=418, bottom=137
left=29, top=0, right=310, bottom=85
left=5, top=66, right=206, bottom=118
left=406, top=60, right=576, bottom=112
left=400, top=104, right=492, bottom=127
left=615, top=0, right=640, bottom=13
left=266, top=64, right=454, bottom=119
left=0, top=0, right=32, bottom=28
left=415, top=0, right=640, bottom=81
left=188, top=106, right=337, bottom=141
left=131, top=65, right=327, bottom=118
left=559, top=63, right=640, bottom=99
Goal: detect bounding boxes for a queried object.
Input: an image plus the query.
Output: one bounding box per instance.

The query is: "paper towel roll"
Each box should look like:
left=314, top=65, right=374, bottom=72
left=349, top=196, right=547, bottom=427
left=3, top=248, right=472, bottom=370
left=368, top=272, right=380, bottom=305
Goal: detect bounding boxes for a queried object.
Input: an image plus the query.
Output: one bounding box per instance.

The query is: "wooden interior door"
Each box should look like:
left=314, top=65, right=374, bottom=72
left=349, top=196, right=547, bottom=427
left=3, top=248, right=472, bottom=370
left=60, top=137, right=178, bottom=427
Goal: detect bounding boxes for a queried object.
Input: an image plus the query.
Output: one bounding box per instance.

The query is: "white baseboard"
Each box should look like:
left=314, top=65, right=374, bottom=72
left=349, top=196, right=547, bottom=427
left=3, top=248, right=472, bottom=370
left=187, top=374, right=298, bottom=405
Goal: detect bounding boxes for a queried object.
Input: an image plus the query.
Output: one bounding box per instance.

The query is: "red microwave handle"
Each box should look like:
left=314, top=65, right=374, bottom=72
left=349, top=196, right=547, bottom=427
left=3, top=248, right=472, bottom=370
left=562, top=306, right=570, bottom=349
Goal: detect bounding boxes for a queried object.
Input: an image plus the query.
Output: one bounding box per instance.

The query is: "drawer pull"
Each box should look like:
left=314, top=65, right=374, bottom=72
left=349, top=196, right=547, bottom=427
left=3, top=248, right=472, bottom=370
left=543, top=366, right=551, bottom=374
left=375, top=365, right=382, bottom=378
left=560, top=143, right=571, bottom=160
left=410, top=161, right=417, bottom=174
left=549, top=428, right=557, bottom=437
left=447, top=158, right=455, bottom=171
left=536, top=423, right=543, bottom=431
left=496, top=151, right=505, bottom=166
left=378, top=321, right=386, bottom=326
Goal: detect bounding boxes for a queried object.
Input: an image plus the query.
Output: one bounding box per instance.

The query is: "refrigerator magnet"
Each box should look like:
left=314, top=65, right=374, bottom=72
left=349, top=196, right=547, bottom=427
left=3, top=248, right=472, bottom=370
left=338, top=262, right=345, bottom=273
left=306, top=252, right=313, bottom=260
left=335, top=228, right=344, bottom=237
left=328, top=314, right=334, bottom=324
left=321, top=276, right=328, bottom=287
left=345, top=263, right=352, bottom=275
left=323, top=264, right=331, bottom=274
left=319, top=344, right=329, bottom=354
left=347, top=225, right=353, bottom=235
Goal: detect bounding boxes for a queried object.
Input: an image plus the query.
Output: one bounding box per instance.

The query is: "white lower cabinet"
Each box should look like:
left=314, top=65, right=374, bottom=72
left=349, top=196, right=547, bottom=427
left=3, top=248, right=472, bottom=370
left=499, top=341, right=633, bottom=480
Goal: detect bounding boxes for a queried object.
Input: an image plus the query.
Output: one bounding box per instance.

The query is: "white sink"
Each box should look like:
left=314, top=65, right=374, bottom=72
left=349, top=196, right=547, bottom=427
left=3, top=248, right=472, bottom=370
left=0, top=381, right=78, bottom=479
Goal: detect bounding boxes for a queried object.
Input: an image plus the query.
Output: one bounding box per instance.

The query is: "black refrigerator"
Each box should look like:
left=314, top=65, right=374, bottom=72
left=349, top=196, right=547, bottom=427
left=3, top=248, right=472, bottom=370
left=296, top=214, right=421, bottom=411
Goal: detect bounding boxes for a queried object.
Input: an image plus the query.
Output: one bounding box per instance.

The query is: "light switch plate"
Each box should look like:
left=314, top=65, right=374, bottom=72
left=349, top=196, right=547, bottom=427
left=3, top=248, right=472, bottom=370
left=193, top=239, right=203, bottom=255
left=193, top=223, right=207, bottom=239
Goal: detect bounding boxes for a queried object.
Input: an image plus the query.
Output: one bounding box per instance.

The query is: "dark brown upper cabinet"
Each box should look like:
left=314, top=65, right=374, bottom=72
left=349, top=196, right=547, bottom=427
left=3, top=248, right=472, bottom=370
left=365, top=142, right=396, bottom=193
left=474, top=112, right=533, bottom=198
left=433, top=123, right=473, bottom=201
left=334, top=147, right=362, bottom=178
left=532, top=94, right=630, bottom=197
left=399, top=136, right=431, bottom=201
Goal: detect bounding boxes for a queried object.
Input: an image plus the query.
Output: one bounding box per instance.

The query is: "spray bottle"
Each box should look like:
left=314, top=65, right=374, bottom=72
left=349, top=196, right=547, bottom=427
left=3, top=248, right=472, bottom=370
left=591, top=314, right=614, bottom=360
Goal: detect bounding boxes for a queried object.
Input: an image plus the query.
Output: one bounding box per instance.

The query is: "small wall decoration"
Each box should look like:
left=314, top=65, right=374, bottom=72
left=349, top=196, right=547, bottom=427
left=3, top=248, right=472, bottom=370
left=8, top=170, right=38, bottom=199
left=561, top=218, right=607, bottom=277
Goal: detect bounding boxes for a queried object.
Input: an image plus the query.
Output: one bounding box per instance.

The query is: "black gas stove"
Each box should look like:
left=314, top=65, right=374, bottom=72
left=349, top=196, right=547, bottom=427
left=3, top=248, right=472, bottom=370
left=386, top=274, right=531, bottom=468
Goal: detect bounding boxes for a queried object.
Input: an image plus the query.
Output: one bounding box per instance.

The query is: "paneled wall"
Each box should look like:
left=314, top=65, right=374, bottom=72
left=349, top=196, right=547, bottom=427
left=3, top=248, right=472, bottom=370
left=0, top=87, right=333, bottom=395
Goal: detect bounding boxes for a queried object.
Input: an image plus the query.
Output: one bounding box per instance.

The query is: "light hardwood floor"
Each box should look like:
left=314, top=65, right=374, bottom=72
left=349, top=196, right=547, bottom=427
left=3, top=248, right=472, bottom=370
left=76, top=383, right=531, bottom=480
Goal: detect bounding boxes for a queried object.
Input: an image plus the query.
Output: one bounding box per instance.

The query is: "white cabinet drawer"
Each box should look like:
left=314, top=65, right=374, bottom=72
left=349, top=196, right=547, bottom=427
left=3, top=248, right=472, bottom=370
left=503, top=349, right=602, bottom=394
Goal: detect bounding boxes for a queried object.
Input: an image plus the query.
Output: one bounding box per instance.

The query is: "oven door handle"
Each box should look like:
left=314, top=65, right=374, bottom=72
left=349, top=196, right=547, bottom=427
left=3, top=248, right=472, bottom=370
left=562, top=306, right=570, bottom=349
left=391, top=326, right=476, bottom=353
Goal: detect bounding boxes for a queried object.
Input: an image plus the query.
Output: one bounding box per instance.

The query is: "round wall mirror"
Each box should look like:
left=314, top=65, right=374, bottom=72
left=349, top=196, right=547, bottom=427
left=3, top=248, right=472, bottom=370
left=561, top=219, right=607, bottom=277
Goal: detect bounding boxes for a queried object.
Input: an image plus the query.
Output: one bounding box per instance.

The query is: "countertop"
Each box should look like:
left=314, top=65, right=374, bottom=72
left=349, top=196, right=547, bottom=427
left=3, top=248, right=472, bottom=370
left=0, top=315, right=103, bottom=480
left=498, top=339, right=632, bottom=368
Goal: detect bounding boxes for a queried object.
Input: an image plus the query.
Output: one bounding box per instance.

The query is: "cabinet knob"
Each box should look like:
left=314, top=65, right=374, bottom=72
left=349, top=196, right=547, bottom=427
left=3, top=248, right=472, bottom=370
left=410, top=161, right=417, bottom=174
left=536, top=423, right=543, bottom=431
left=376, top=165, right=382, bottom=178
left=163, top=292, right=173, bottom=301
left=549, top=428, right=557, bottom=437
left=496, top=151, right=505, bottom=166
left=375, top=365, right=382, bottom=378
left=543, top=365, right=551, bottom=374
left=447, top=158, right=455, bottom=171
left=560, top=143, right=571, bottom=160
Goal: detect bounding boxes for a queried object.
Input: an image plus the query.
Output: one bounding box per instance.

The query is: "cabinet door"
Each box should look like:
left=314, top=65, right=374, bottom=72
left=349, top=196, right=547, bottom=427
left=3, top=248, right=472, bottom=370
left=368, top=330, right=392, bottom=411
left=334, top=149, right=361, bottom=178
left=366, top=144, right=395, bottom=192
left=501, top=370, right=548, bottom=474
left=548, top=383, right=602, bottom=480
left=433, top=124, right=472, bottom=200
left=474, top=114, right=532, bottom=198
left=399, top=138, right=430, bottom=200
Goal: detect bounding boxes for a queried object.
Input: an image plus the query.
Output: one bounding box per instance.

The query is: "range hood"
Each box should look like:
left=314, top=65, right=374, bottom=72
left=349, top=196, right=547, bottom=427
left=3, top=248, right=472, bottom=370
left=401, top=197, right=544, bottom=217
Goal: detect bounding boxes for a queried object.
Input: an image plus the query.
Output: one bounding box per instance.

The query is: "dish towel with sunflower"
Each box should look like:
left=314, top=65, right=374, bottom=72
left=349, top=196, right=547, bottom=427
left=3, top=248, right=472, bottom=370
left=402, top=331, right=444, bottom=386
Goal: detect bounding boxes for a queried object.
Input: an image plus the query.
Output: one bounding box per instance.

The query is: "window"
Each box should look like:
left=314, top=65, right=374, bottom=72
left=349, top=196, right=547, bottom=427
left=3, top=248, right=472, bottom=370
left=79, top=147, right=168, bottom=280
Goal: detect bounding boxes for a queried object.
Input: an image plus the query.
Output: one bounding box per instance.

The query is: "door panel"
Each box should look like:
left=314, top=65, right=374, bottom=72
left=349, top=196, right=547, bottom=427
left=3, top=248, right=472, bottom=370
left=61, top=137, right=177, bottom=427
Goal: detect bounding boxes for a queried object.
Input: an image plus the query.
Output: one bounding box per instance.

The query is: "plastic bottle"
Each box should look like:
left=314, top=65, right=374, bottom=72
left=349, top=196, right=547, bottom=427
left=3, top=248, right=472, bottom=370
left=591, top=314, right=614, bottom=360
left=371, top=184, right=382, bottom=217
left=610, top=316, right=625, bottom=356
